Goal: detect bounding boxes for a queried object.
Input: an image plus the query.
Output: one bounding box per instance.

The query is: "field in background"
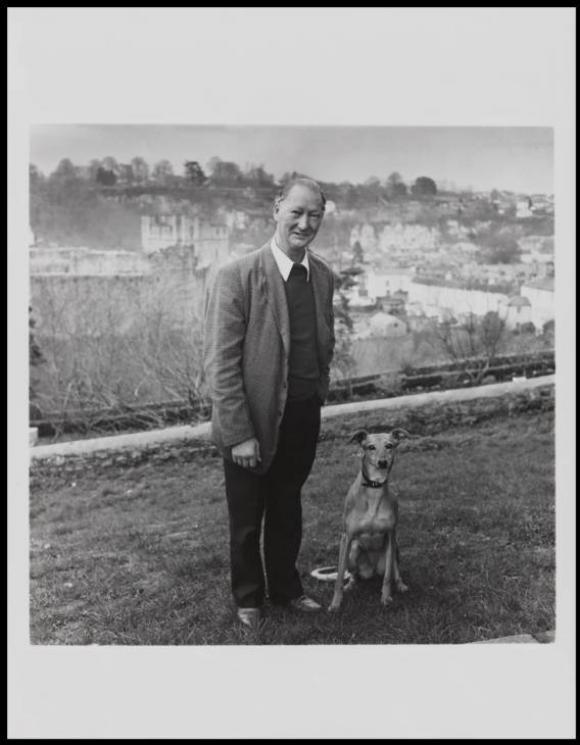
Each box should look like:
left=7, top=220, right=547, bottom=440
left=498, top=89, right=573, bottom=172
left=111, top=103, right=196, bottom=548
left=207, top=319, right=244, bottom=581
left=30, top=406, right=555, bottom=645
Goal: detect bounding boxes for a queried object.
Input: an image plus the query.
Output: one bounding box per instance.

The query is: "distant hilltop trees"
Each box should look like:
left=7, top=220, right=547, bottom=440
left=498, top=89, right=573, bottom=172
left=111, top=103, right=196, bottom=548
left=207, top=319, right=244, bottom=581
left=30, top=157, right=441, bottom=200
left=29, top=158, right=449, bottom=248
left=30, top=156, right=280, bottom=191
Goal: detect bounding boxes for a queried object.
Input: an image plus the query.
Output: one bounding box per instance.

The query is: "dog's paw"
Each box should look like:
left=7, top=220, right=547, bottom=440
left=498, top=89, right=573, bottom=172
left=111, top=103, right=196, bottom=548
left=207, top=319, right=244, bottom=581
left=328, top=599, right=341, bottom=612
left=380, top=591, right=393, bottom=606
left=396, top=581, right=409, bottom=593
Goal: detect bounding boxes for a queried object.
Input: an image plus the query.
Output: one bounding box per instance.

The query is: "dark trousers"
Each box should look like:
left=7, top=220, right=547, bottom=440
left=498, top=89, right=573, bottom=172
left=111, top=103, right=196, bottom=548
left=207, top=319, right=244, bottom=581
left=223, top=396, right=321, bottom=608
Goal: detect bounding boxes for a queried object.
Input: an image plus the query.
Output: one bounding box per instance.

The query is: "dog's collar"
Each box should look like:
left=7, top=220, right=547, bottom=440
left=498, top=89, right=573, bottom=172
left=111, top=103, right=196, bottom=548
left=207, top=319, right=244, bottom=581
left=361, top=471, right=387, bottom=489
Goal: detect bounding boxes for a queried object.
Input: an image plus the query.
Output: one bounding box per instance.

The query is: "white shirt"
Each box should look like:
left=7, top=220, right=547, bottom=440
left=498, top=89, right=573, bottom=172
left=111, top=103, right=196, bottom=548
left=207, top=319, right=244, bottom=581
left=270, top=236, right=310, bottom=282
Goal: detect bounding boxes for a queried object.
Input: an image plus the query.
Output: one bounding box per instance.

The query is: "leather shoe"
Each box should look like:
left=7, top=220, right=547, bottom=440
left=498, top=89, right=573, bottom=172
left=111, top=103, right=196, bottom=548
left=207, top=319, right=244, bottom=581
left=236, top=607, right=262, bottom=629
left=288, top=595, right=322, bottom=612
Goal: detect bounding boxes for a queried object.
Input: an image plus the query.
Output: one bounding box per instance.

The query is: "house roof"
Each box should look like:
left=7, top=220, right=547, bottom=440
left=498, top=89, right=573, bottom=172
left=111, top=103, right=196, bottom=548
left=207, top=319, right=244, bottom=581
left=508, top=295, right=532, bottom=307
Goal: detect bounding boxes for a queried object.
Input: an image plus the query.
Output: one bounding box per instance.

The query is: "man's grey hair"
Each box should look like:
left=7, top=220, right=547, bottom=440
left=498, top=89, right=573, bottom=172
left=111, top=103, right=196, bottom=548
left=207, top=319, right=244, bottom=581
left=276, top=176, right=327, bottom=211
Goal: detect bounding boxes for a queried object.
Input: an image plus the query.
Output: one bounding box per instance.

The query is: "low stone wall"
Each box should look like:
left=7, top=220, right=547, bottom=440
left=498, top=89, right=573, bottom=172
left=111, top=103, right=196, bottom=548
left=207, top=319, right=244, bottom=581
left=320, top=382, right=554, bottom=441
left=29, top=382, right=554, bottom=485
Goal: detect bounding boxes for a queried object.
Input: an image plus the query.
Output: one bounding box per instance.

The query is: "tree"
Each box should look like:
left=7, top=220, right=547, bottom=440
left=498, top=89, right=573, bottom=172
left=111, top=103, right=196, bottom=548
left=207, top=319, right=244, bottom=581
left=478, top=232, right=522, bottom=264
left=386, top=171, right=403, bottom=186
left=29, top=306, right=44, bottom=367
left=430, top=310, right=507, bottom=385
left=411, top=176, right=437, bottom=197
left=206, top=156, right=222, bottom=176
left=244, top=163, right=275, bottom=187
left=184, top=160, right=207, bottom=186
left=88, top=159, right=103, bottom=182
left=337, top=181, right=357, bottom=209
left=151, top=159, right=174, bottom=185
left=118, top=163, right=134, bottom=185
left=50, top=158, right=78, bottom=184
left=330, top=270, right=357, bottom=386
left=96, top=166, right=117, bottom=186
left=385, top=171, right=407, bottom=198
left=101, top=156, right=119, bottom=174
left=130, top=157, right=150, bottom=184
left=209, top=160, right=243, bottom=186
left=29, top=306, right=44, bottom=407
left=352, top=240, right=365, bottom=265
left=29, top=164, right=45, bottom=188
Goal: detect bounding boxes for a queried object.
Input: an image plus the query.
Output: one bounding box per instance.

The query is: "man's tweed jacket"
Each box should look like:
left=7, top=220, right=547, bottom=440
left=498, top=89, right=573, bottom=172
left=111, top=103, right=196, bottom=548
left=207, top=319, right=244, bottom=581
left=203, top=241, right=336, bottom=474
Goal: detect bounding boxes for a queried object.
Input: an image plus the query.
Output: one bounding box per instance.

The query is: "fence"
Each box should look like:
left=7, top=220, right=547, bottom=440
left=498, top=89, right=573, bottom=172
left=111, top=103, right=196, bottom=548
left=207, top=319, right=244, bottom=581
left=30, top=350, right=555, bottom=438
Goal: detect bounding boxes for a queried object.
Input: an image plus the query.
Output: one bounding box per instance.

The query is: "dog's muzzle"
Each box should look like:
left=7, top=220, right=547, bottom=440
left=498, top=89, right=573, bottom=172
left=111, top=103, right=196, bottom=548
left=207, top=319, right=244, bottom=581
left=378, top=460, right=388, bottom=470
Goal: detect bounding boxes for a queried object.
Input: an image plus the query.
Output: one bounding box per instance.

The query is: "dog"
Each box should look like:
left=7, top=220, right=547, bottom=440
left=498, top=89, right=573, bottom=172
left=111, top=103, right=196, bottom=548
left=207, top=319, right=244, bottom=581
left=328, top=428, right=410, bottom=611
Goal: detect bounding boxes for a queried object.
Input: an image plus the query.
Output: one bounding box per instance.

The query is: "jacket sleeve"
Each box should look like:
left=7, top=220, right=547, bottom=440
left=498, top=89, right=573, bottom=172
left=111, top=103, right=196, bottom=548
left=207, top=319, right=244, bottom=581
left=203, top=263, right=256, bottom=448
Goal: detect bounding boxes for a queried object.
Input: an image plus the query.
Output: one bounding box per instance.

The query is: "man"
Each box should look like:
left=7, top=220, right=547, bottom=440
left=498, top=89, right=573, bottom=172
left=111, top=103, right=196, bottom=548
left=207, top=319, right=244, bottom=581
left=203, top=176, right=335, bottom=629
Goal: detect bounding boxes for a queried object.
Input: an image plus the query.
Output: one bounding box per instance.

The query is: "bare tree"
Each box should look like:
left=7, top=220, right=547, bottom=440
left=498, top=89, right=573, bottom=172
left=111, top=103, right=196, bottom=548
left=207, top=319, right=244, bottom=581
left=430, top=310, right=507, bottom=385
left=30, top=269, right=208, bottom=435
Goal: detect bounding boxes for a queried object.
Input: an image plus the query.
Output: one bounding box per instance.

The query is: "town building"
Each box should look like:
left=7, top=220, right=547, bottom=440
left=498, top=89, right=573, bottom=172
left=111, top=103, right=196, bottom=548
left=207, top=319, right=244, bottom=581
left=408, top=279, right=509, bottom=319
left=365, top=268, right=414, bottom=300
left=140, top=214, right=229, bottom=268
left=504, top=295, right=533, bottom=330
left=520, top=277, right=555, bottom=330
left=516, top=198, right=533, bottom=218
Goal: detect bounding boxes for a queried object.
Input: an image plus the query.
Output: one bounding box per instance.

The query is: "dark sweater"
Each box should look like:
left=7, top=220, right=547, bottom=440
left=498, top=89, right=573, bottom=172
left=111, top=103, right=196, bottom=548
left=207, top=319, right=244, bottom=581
left=284, top=264, right=320, bottom=401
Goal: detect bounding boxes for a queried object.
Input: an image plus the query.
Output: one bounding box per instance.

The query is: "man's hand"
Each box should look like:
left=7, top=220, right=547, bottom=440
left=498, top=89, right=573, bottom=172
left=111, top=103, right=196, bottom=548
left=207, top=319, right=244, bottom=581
left=231, top=438, right=261, bottom=469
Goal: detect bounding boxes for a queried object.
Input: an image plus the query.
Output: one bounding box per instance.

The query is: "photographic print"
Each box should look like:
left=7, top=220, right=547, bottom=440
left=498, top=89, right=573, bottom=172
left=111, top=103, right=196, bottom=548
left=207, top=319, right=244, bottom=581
left=28, top=124, right=556, bottom=645
left=9, top=7, right=575, bottom=741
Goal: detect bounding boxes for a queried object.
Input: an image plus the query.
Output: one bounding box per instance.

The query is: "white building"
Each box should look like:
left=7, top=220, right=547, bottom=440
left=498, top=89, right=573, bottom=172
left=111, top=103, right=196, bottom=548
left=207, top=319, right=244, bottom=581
left=520, top=278, right=555, bottom=329
left=365, top=269, right=414, bottom=300
left=141, top=214, right=229, bottom=267
left=224, top=210, right=249, bottom=231
left=408, top=280, right=509, bottom=319
left=504, top=296, right=533, bottom=329
left=516, top=199, right=533, bottom=218
left=377, top=222, right=440, bottom=253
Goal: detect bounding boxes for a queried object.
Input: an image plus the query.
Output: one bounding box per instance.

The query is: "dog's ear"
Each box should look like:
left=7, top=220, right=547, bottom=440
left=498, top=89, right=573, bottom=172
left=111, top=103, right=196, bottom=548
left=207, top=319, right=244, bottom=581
left=349, top=430, right=368, bottom=445
left=391, top=428, right=411, bottom=442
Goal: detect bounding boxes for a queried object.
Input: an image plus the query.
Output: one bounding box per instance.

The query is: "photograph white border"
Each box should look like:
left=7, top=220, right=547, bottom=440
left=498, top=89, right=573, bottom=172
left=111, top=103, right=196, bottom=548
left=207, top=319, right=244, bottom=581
left=8, top=8, right=576, bottom=739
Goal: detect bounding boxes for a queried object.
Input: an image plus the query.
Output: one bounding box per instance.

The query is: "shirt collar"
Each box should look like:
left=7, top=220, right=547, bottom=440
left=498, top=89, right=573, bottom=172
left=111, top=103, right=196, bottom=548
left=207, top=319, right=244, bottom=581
left=270, top=236, right=310, bottom=282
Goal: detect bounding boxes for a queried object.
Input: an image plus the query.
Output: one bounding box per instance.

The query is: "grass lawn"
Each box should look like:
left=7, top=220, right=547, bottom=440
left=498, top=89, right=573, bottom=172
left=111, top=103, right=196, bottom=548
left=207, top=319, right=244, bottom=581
left=30, top=407, right=555, bottom=645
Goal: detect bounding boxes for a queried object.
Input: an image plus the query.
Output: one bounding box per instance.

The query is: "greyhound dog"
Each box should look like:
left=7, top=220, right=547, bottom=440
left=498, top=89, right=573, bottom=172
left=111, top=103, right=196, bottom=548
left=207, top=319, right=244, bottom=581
left=328, top=428, right=410, bottom=611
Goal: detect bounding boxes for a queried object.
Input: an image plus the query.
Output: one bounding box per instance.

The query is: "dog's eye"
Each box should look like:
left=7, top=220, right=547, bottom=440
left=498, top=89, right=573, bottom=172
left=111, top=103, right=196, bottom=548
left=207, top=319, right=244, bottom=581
left=367, top=445, right=376, bottom=451
left=385, top=443, right=393, bottom=450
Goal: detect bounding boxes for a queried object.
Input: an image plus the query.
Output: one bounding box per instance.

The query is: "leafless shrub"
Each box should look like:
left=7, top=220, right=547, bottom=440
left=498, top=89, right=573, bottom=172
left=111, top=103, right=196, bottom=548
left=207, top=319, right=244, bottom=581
left=428, top=311, right=508, bottom=386
left=31, top=269, right=209, bottom=434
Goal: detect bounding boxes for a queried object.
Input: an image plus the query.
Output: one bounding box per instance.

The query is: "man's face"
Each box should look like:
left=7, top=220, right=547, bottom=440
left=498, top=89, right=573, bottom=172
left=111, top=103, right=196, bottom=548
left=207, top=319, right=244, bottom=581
left=273, top=184, right=325, bottom=256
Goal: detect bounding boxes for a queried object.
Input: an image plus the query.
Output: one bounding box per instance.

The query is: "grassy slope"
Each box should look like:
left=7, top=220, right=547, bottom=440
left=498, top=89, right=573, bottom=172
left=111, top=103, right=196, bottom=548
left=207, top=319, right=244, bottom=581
left=30, top=408, right=555, bottom=645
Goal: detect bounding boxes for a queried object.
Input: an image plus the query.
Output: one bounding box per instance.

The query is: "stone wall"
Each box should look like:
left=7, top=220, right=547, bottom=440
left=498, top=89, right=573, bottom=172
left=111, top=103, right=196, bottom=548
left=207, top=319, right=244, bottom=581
left=29, top=383, right=554, bottom=485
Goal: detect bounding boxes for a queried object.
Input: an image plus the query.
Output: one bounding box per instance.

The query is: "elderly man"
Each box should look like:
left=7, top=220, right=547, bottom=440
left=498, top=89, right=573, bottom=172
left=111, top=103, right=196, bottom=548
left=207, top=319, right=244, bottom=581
left=203, top=176, right=335, bottom=628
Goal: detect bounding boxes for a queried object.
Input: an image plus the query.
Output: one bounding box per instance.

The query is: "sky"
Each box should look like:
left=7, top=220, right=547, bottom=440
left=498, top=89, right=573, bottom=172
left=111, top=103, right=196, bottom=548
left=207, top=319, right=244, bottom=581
left=30, top=125, right=554, bottom=195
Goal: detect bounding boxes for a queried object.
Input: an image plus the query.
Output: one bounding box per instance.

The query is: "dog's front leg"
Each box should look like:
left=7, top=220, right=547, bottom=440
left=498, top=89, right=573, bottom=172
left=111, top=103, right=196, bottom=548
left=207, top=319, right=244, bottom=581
left=381, top=531, right=394, bottom=605
left=328, top=532, right=351, bottom=612
left=392, top=530, right=408, bottom=593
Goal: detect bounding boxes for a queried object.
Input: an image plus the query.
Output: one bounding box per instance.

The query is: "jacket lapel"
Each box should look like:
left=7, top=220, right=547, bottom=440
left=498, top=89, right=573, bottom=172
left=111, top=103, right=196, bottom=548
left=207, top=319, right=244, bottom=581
left=259, top=243, right=291, bottom=356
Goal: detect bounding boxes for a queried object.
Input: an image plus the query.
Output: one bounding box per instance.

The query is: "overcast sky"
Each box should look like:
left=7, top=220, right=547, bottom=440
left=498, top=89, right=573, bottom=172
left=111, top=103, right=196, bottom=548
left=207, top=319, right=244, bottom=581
left=30, top=125, right=553, bottom=194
